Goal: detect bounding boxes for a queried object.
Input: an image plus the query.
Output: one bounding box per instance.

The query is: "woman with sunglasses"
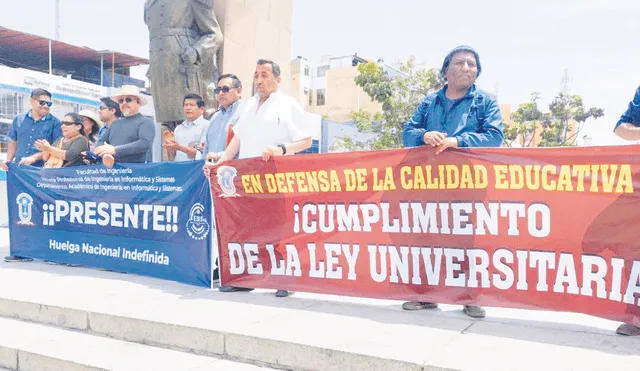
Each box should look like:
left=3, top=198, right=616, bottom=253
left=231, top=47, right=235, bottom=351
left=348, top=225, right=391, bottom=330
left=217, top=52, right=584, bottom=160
left=32, top=112, right=89, bottom=168
left=79, top=110, right=102, bottom=152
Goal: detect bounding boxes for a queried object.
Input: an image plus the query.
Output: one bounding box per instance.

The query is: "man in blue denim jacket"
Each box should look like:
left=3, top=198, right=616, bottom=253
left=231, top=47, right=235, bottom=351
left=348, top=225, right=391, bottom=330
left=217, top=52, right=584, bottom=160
left=401, top=46, right=504, bottom=319
left=403, top=45, right=504, bottom=154
left=611, top=86, right=640, bottom=336
left=614, top=86, right=640, bottom=141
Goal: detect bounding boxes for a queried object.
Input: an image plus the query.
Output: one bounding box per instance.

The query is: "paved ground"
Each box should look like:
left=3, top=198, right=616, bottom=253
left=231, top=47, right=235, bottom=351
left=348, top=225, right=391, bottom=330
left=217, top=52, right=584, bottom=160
left=0, top=228, right=637, bottom=371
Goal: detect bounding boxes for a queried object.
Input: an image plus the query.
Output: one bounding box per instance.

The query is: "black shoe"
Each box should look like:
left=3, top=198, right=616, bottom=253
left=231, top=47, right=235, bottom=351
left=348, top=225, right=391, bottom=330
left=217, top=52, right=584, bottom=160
left=463, top=305, right=486, bottom=319
left=219, top=286, right=254, bottom=293
left=402, top=301, right=438, bottom=310
left=275, top=290, right=294, bottom=297
left=617, top=323, right=640, bottom=336
left=4, top=255, right=33, bottom=263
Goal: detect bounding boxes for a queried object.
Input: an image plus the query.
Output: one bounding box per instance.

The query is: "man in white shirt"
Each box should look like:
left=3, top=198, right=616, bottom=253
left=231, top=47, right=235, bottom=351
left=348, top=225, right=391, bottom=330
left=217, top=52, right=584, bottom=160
left=216, top=59, right=312, bottom=162
left=164, top=94, right=209, bottom=161
left=210, top=58, right=312, bottom=297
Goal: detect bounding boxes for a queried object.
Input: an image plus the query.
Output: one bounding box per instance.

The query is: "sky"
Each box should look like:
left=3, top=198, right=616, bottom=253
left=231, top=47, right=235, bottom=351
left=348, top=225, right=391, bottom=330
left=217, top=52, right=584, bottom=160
left=0, top=0, right=638, bottom=145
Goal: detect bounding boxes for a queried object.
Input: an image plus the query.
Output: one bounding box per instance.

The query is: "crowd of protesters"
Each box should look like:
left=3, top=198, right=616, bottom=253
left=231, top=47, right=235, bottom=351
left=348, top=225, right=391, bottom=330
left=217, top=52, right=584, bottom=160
left=1, top=49, right=638, bottom=336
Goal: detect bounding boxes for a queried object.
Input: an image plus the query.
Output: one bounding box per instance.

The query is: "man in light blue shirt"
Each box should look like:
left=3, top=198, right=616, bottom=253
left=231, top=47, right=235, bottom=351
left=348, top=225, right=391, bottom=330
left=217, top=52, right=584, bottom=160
left=200, top=74, right=243, bottom=162
left=164, top=94, right=209, bottom=161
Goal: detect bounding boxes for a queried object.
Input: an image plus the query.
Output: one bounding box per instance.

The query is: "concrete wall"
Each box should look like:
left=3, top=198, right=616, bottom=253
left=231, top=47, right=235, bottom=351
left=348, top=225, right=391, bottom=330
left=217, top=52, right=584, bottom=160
left=214, top=0, right=293, bottom=95
left=315, top=66, right=382, bottom=122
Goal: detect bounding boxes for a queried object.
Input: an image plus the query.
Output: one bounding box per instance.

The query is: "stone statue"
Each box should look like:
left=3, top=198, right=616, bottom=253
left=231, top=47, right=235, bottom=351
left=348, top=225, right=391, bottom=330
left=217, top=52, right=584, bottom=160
left=203, top=82, right=218, bottom=120
left=144, top=0, right=223, bottom=129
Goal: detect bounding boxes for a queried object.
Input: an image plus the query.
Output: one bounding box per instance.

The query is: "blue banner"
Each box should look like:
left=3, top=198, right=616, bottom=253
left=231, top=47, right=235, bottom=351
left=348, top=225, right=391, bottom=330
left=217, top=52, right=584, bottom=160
left=6, top=161, right=212, bottom=287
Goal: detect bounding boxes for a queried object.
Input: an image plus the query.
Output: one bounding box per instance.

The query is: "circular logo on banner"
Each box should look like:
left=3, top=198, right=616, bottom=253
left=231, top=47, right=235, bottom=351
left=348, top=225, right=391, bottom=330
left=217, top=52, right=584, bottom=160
left=216, top=165, right=240, bottom=198
left=186, top=203, right=210, bottom=240
left=16, top=193, right=35, bottom=226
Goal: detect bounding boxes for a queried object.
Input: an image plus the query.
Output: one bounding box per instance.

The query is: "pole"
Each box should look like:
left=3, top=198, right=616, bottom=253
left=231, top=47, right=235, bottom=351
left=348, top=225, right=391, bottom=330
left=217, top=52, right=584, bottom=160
left=48, top=39, right=52, bottom=75
left=100, top=54, right=104, bottom=86
left=112, top=52, right=115, bottom=87
left=55, top=0, right=60, bottom=40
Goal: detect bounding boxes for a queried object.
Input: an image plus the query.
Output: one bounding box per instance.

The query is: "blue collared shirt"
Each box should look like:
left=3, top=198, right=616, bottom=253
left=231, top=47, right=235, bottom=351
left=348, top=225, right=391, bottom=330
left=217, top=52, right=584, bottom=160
left=200, top=99, right=242, bottom=158
left=173, top=115, right=209, bottom=162
left=9, top=110, right=62, bottom=166
left=402, top=84, right=504, bottom=148
left=615, top=86, right=640, bottom=129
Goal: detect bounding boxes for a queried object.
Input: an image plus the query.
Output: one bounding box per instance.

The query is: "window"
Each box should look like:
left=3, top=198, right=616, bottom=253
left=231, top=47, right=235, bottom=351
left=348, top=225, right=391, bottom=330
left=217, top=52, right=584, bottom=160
left=0, top=90, right=21, bottom=121
left=304, top=65, right=310, bottom=76
left=316, top=89, right=326, bottom=106
left=317, top=65, right=329, bottom=78
left=51, top=99, right=75, bottom=120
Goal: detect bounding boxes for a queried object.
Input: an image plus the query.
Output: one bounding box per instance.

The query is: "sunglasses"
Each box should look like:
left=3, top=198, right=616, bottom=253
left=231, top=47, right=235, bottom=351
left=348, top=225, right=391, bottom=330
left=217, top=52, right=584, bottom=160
left=118, top=97, right=138, bottom=104
left=99, top=106, right=110, bottom=111
left=61, top=121, right=80, bottom=126
left=214, top=86, right=235, bottom=94
left=37, top=100, right=53, bottom=107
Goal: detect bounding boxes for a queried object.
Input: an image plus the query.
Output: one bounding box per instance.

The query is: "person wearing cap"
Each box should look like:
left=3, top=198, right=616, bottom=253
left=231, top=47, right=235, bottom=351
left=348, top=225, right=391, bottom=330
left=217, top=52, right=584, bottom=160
left=0, top=88, right=62, bottom=171
left=97, top=97, right=123, bottom=143
left=609, top=86, right=640, bottom=337
left=164, top=93, right=209, bottom=162
left=78, top=109, right=103, bottom=152
left=401, top=46, right=504, bottom=319
left=95, top=85, right=155, bottom=168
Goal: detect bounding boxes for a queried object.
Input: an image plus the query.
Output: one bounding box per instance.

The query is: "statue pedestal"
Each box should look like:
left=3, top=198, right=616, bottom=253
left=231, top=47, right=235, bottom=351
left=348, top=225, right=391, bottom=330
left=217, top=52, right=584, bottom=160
left=214, top=0, right=293, bottom=95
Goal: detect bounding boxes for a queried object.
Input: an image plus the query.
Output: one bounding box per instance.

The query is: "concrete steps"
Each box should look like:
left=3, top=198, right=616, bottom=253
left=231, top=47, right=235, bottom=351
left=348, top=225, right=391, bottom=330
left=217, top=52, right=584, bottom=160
left=0, top=234, right=637, bottom=371
left=0, top=317, right=276, bottom=371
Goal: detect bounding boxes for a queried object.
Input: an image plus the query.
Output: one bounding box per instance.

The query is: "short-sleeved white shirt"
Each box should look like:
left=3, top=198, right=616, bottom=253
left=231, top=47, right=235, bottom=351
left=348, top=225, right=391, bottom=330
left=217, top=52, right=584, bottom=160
left=173, top=115, right=209, bottom=162
left=233, top=92, right=311, bottom=159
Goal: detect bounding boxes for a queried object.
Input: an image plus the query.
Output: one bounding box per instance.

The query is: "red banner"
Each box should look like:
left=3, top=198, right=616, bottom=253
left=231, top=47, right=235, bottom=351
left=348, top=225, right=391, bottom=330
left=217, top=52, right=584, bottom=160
left=210, top=146, right=640, bottom=326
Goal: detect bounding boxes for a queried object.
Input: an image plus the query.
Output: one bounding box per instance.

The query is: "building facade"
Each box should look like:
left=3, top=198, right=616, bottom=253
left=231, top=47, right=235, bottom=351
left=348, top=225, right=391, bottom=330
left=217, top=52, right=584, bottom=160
left=290, top=55, right=384, bottom=123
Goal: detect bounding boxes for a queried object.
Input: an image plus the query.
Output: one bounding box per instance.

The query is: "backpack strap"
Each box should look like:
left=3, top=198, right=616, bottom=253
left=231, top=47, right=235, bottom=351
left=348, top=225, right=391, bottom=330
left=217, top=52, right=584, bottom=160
left=420, top=95, right=436, bottom=124
left=471, top=93, right=487, bottom=127
left=14, top=113, right=27, bottom=131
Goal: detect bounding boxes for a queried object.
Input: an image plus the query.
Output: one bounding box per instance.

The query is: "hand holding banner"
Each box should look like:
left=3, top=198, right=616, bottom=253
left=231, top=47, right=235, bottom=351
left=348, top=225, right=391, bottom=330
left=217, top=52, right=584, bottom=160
left=211, top=146, right=640, bottom=326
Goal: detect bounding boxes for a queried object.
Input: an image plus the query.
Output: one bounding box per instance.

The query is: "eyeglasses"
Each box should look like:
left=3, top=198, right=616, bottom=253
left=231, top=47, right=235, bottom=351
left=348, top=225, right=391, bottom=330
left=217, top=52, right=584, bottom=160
left=61, top=121, right=78, bottom=126
left=99, top=106, right=110, bottom=110
left=37, top=100, right=53, bottom=107
left=118, top=97, right=138, bottom=104
left=214, top=86, right=235, bottom=94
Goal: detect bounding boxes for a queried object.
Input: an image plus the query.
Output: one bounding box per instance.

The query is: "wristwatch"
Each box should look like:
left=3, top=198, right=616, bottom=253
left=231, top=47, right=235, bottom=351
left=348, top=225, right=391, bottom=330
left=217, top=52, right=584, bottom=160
left=278, top=144, right=287, bottom=155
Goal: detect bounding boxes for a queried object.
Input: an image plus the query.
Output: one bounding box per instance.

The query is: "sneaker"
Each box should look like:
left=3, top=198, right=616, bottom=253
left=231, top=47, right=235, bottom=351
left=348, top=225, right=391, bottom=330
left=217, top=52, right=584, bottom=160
left=4, top=255, right=33, bottom=263
left=275, top=290, right=294, bottom=297
left=616, top=323, right=640, bottom=336
left=463, top=305, right=486, bottom=318
left=402, top=301, right=438, bottom=310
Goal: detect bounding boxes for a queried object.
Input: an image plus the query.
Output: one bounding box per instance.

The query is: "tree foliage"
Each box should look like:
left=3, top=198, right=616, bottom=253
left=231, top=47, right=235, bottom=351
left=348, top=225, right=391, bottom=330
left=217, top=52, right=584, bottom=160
left=503, top=93, right=543, bottom=147
left=504, top=91, right=604, bottom=147
left=540, top=93, right=604, bottom=146
left=331, top=61, right=443, bottom=151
